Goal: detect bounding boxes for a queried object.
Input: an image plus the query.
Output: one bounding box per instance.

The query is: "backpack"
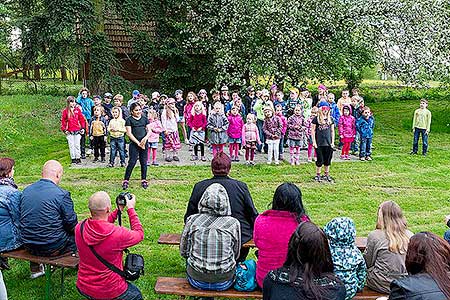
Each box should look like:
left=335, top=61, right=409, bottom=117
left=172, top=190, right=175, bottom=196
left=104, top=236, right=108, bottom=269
left=234, top=259, right=257, bottom=291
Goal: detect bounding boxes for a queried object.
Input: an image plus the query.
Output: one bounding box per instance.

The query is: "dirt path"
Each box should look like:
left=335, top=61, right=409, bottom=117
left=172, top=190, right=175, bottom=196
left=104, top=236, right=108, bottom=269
left=70, top=144, right=356, bottom=169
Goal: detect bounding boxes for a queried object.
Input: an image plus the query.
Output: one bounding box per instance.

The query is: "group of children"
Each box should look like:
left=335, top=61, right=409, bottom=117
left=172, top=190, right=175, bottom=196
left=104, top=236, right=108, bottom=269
left=62, top=85, right=435, bottom=188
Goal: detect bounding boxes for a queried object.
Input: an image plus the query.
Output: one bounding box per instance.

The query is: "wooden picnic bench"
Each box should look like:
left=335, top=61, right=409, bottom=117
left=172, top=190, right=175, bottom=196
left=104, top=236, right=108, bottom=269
left=155, top=276, right=386, bottom=299
left=158, top=233, right=368, bottom=252
left=0, top=248, right=79, bottom=300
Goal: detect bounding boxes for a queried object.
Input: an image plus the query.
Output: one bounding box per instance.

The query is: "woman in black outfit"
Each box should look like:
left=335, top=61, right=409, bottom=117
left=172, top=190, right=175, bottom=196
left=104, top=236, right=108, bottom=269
left=123, top=102, right=151, bottom=190
left=263, top=222, right=345, bottom=300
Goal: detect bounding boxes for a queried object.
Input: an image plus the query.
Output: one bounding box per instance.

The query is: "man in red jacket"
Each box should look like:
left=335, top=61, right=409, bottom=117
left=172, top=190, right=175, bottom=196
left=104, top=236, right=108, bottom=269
left=75, top=191, right=144, bottom=300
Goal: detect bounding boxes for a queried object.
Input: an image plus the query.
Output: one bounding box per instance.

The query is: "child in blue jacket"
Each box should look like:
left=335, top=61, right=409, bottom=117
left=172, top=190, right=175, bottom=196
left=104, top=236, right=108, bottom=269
left=356, top=106, right=375, bottom=161
left=324, top=217, right=366, bottom=300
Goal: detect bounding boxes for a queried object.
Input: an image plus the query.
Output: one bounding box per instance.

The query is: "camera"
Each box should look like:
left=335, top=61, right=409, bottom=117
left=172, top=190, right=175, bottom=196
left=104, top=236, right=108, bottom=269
left=116, top=192, right=131, bottom=206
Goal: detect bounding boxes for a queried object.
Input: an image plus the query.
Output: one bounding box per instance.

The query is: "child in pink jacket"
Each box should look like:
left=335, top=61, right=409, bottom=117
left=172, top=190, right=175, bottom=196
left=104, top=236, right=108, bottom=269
left=338, top=105, right=356, bottom=160
left=227, top=105, right=244, bottom=161
left=241, top=114, right=260, bottom=165
left=147, top=109, right=163, bottom=166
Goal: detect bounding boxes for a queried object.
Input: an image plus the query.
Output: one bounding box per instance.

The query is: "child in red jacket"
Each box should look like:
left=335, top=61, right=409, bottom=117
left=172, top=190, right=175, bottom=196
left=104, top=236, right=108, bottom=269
left=61, top=96, right=87, bottom=164
left=188, top=101, right=207, bottom=161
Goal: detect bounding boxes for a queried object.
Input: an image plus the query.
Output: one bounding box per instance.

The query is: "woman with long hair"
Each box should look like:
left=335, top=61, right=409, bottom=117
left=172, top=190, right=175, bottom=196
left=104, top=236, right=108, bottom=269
left=0, top=157, right=22, bottom=298
left=364, top=201, right=413, bottom=293
left=253, top=183, right=310, bottom=288
left=263, top=222, right=345, bottom=300
left=389, top=232, right=450, bottom=299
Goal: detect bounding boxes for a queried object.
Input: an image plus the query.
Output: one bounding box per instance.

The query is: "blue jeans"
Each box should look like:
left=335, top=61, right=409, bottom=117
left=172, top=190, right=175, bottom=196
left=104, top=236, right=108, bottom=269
left=412, top=128, right=428, bottom=154
left=359, top=137, right=372, bottom=158
left=78, top=282, right=143, bottom=300
left=187, top=274, right=234, bottom=291
left=256, top=119, right=265, bottom=152
left=444, top=230, right=450, bottom=244
left=110, top=136, right=126, bottom=164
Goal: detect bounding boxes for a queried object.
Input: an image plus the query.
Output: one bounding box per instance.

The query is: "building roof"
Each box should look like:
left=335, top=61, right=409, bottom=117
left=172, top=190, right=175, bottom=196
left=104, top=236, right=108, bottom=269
left=76, top=16, right=156, bottom=54
left=104, top=17, right=156, bottom=54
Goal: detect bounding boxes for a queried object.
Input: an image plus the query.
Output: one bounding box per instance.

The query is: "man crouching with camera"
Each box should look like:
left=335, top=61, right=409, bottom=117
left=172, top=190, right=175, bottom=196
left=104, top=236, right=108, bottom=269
left=75, top=191, right=144, bottom=300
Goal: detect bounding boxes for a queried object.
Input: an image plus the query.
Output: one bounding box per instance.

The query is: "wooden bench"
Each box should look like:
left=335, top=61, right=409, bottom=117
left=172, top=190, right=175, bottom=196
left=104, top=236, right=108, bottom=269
left=158, top=233, right=368, bottom=252
left=155, top=277, right=386, bottom=299
left=0, top=248, right=79, bottom=300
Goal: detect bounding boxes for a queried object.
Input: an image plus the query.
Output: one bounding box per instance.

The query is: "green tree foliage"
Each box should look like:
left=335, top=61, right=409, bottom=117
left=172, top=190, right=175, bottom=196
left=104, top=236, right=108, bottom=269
left=4, top=0, right=450, bottom=92
left=353, top=0, right=450, bottom=85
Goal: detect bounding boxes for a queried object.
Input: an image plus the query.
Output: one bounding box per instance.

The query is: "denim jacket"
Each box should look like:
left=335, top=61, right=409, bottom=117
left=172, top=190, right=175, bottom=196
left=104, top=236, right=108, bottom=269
left=0, top=180, right=23, bottom=252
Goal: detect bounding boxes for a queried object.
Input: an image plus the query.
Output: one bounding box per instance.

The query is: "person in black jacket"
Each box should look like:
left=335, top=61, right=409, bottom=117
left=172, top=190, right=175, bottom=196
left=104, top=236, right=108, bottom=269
left=389, top=232, right=450, bottom=300
left=263, top=222, right=346, bottom=300
left=184, top=152, right=258, bottom=261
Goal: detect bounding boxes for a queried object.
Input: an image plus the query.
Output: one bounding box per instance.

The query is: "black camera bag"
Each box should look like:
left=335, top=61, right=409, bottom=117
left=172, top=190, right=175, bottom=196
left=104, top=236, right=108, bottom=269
left=80, top=220, right=144, bottom=281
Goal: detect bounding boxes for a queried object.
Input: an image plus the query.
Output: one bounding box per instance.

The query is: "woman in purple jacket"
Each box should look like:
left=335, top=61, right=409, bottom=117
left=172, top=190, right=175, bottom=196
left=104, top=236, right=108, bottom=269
left=253, top=183, right=310, bottom=288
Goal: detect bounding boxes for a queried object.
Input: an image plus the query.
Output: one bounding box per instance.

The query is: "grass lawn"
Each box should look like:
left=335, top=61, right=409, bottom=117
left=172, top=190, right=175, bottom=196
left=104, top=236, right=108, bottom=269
left=0, top=94, right=449, bottom=299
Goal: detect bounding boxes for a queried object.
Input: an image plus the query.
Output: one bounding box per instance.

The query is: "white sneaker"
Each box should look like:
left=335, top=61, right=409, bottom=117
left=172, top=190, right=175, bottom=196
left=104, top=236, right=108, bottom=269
left=87, top=149, right=93, bottom=155
left=30, top=264, right=45, bottom=279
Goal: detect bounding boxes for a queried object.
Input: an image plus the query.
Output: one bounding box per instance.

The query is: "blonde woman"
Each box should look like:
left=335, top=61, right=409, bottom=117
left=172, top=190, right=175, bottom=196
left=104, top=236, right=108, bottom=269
left=363, top=201, right=413, bottom=293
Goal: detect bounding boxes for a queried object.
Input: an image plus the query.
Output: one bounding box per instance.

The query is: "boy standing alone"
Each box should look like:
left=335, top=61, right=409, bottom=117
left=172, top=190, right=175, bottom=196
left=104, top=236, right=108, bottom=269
left=410, top=99, right=431, bottom=156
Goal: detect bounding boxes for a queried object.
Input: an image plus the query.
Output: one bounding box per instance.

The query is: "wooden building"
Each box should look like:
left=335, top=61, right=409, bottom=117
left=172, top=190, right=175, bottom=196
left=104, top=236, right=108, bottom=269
left=79, top=16, right=160, bottom=84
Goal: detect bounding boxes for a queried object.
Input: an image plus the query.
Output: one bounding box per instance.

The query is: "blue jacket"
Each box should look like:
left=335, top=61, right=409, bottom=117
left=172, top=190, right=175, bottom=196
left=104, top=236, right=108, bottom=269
left=324, top=217, right=367, bottom=300
left=20, top=179, right=78, bottom=251
left=76, top=95, right=95, bottom=121
left=330, top=102, right=341, bottom=126
left=356, top=115, right=375, bottom=138
left=0, top=182, right=22, bottom=252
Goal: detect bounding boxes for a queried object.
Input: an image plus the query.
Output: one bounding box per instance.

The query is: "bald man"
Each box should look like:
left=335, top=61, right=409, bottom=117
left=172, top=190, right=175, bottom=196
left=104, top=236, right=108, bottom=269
left=20, top=160, right=78, bottom=259
left=75, top=191, right=144, bottom=300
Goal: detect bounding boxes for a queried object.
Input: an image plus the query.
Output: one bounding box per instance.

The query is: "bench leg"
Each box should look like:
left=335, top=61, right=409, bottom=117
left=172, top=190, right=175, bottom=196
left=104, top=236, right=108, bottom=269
left=60, top=267, right=65, bottom=297
left=45, top=264, right=51, bottom=300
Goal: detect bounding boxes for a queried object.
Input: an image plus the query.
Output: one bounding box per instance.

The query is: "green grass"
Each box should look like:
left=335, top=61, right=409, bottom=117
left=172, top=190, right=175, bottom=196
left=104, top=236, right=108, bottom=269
left=1, top=94, right=450, bottom=299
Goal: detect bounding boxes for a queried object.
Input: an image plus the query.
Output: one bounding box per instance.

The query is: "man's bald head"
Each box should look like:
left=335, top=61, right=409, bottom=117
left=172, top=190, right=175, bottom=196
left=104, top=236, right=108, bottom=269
left=89, top=191, right=111, bottom=217
left=42, top=160, right=63, bottom=184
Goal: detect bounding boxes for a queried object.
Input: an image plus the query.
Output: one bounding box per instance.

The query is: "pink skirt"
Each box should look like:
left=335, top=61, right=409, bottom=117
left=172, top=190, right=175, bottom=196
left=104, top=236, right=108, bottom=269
left=164, top=131, right=181, bottom=151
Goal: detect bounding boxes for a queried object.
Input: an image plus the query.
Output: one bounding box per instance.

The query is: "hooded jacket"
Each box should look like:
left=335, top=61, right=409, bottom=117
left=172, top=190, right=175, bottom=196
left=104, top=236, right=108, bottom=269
left=180, top=183, right=241, bottom=282
left=338, top=105, right=356, bottom=139
left=227, top=113, right=244, bottom=139
left=356, top=115, right=375, bottom=139
left=75, top=209, right=144, bottom=299
left=324, top=217, right=367, bottom=300
left=287, top=114, right=306, bottom=141
left=263, top=115, right=282, bottom=140
left=148, top=118, right=163, bottom=143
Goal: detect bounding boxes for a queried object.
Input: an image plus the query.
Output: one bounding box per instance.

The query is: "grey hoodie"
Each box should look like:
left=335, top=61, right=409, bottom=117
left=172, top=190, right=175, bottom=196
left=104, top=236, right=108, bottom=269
left=180, top=183, right=241, bottom=282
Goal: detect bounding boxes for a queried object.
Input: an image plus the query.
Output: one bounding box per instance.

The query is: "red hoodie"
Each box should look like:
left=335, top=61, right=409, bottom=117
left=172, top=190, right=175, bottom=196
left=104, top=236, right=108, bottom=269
left=75, top=209, right=144, bottom=299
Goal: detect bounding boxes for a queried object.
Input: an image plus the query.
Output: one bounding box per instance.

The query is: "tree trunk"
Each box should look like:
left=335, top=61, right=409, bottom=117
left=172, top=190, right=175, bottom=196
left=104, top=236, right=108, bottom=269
left=33, top=64, right=41, bottom=80
left=60, top=66, right=67, bottom=81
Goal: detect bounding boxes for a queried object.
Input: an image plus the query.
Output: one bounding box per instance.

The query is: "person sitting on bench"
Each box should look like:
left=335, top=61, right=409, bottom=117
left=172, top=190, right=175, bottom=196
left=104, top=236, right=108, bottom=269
left=20, top=160, right=78, bottom=258
left=184, top=152, right=258, bottom=261
left=181, top=183, right=240, bottom=291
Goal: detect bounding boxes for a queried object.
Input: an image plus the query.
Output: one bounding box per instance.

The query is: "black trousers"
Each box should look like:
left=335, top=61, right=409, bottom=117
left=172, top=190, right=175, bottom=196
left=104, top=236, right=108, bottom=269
left=124, top=142, right=148, bottom=180
left=92, top=136, right=106, bottom=159
left=194, top=143, right=205, bottom=156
